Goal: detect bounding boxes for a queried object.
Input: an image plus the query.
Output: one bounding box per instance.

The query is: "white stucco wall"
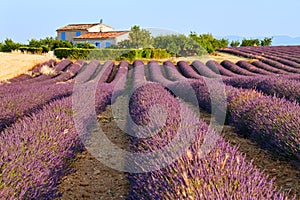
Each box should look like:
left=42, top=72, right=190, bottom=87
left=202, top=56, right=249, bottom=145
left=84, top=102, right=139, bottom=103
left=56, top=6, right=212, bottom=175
left=73, top=38, right=116, bottom=48
left=115, top=33, right=130, bottom=44
left=87, top=24, right=115, bottom=33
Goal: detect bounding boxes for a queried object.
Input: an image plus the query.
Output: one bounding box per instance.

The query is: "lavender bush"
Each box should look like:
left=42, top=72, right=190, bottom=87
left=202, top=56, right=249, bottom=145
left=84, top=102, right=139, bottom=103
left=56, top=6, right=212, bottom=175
left=236, top=60, right=274, bottom=75
left=221, top=60, right=256, bottom=76
left=206, top=60, right=239, bottom=77
left=163, top=61, right=187, bottom=81
left=127, top=82, right=291, bottom=199
left=177, top=61, right=203, bottom=79
left=191, top=60, right=220, bottom=78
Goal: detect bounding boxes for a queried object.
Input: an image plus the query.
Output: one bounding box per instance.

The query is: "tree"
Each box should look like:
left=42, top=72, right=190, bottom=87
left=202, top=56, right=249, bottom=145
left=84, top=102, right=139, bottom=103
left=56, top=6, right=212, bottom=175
left=230, top=40, right=240, bottom=47
left=1, top=38, right=20, bottom=52
left=261, top=37, right=273, bottom=46
left=51, top=40, right=73, bottom=49
left=219, top=38, right=229, bottom=48
left=153, top=34, right=205, bottom=56
left=189, top=33, right=228, bottom=54
left=28, top=37, right=74, bottom=51
left=28, top=39, right=42, bottom=47
left=0, top=42, right=3, bottom=52
left=126, top=25, right=153, bottom=48
left=116, top=39, right=132, bottom=49
left=241, top=38, right=261, bottom=46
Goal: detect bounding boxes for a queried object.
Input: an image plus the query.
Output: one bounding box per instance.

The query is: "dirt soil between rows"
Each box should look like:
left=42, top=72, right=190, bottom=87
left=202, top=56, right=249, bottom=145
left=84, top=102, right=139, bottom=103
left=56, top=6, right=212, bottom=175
left=56, top=106, right=130, bottom=200
left=56, top=105, right=300, bottom=199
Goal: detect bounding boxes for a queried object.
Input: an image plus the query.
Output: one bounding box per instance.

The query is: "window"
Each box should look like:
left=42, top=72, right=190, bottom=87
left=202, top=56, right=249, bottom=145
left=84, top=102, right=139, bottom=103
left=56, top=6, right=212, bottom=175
left=61, top=32, right=66, bottom=41
left=105, top=42, right=111, bottom=48
left=76, top=31, right=81, bottom=37
left=95, top=42, right=101, bottom=48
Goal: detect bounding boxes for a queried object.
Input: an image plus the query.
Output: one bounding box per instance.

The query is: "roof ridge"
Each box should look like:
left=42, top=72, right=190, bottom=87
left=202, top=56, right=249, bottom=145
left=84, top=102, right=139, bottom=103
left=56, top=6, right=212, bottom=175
left=73, top=31, right=130, bottom=39
left=56, top=23, right=115, bottom=31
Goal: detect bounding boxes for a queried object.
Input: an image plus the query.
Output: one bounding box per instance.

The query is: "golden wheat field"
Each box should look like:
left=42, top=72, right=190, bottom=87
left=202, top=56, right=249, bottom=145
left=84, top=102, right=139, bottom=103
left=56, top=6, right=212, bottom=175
left=0, top=52, right=58, bottom=81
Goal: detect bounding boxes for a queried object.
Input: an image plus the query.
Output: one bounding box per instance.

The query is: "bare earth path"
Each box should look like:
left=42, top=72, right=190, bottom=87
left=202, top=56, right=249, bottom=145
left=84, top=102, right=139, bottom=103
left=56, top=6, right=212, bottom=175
left=56, top=106, right=130, bottom=200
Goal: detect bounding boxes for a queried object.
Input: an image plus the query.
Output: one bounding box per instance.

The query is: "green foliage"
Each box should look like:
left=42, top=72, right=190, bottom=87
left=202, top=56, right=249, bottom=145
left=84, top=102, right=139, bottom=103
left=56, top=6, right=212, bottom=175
left=51, top=40, right=73, bottom=50
left=230, top=40, right=240, bottom=47
left=189, top=33, right=229, bottom=54
left=118, top=48, right=170, bottom=61
left=261, top=37, right=273, bottom=46
left=27, top=37, right=72, bottom=51
left=153, top=34, right=205, bottom=57
left=54, top=48, right=170, bottom=61
left=150, top=48, right=170, bottom=59
left=116, top=40, right=132, bottom=49
left=19, top=47, right=43, bottom=54
left=129, top=25, right=153, bottom=48
left=0, top=42, right=3, bottom=52
left=241, top=38, right=261, bottom=47
left=28, top=39, right=42, bottom=47
left=142, top=48, right=152, bottom=59
left=73, top=42, right=96, bottom=49
left=116, top=25, right=153, bottom=49
left=41, top=45, right=50, bottom=53
left=54, top=48, right=92, bottom=59
left=1, top=38, right=20, bottom=52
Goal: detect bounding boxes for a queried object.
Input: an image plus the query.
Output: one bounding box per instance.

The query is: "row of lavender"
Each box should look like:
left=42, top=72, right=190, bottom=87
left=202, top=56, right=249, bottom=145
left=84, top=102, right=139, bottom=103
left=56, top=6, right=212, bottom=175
left=168, top=56, right=300, bottom=80
left=161, top=61, right=300, bottom=160
left=223, top=46, right=300, bottom=65
left=127, top=61, right=293, bottom=199
left=219, top=46, right=300, bottom=73
left=142, top=54, right=300, bottom=105
left=0, top=58, right=118, bottom=132
left=1, top=57, right=299, bottom=198
left=0, top=59, right=129, bottom=198
left=0, top=59, right=79, bottom=132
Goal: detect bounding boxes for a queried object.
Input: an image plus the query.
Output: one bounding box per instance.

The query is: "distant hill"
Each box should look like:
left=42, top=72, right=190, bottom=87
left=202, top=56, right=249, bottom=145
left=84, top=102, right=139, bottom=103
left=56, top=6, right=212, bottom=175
left=215, top=35, right=300, bottom=46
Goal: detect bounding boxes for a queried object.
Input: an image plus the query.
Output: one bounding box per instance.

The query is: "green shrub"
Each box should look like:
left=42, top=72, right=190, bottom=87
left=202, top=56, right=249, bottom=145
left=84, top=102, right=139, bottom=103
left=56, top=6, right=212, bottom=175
left=142, top=48, right=152, bottom=59
left=1, top=38, right=20, bottom=52
left=54, top=48, right=130, bottom=60
left=241, top=38, right=261, bottom=47
left=189, top=33, right=228, bottom=54
left=154, top=34, right=204, bottom=56
left=41, top=45, right=50, bottom=53
left=261, top=37, right=273, bottom=46
left=74, top=42, right=96, bottom=49
left=151, top=48, right=170, bottom=59
left=54, top=48, right=171, bottom=61
left=19, top=47, right=43, bottom=54
left=230, top=40, right=240, bottom=47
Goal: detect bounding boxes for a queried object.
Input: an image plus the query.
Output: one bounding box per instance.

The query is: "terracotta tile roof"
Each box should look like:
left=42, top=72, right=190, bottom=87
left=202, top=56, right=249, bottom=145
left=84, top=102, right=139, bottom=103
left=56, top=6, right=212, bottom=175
left=56, top=23, right=114, bottom=31
left=73, top=31, right=130, bottom=39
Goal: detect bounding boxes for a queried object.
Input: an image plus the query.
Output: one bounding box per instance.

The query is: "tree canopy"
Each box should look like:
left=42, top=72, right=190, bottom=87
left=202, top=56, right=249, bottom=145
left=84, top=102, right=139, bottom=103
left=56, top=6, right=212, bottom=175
left=153, top=34, right=205, bottom=56
left=118, top=25, right=153, bottom=49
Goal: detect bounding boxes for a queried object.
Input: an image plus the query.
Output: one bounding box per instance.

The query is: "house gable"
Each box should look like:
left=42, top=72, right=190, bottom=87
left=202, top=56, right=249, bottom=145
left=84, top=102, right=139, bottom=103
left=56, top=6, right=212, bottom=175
left=87, top=24, right=115, bottom=32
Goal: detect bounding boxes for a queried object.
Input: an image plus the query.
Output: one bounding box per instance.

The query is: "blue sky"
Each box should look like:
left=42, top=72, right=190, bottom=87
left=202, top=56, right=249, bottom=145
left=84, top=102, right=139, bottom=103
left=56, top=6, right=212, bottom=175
left=1, top=0, right=299, bottom=43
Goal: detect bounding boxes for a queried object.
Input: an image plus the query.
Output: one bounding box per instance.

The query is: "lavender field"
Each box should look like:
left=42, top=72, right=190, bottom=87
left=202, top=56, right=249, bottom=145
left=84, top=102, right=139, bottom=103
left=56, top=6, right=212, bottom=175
left=0, top=46, right=300, bottom=199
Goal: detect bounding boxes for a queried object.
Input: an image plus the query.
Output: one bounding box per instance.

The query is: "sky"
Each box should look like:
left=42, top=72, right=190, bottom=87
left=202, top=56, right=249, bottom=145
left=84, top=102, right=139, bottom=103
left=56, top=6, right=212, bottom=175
left=1, top=0, right=300, bottom=43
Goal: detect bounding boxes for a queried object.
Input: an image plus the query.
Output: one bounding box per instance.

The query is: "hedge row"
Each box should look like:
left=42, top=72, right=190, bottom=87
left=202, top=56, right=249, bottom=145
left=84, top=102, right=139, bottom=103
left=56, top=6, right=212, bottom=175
left=19, top=46, right=49, bottom=54
left=54, top=48, right=171, bottom=61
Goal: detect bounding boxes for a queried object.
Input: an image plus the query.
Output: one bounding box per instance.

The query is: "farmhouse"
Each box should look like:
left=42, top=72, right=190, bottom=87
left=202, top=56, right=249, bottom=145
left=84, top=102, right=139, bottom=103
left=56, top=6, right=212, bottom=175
left=56, top=22, right=129, bottom=48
